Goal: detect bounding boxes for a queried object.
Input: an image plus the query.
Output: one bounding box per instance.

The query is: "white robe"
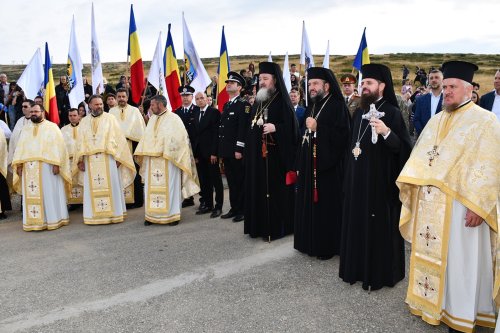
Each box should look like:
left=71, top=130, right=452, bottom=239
left=82, top=154, right=126, bottom=224
left=441, top=199, right=496, bottom=331
left=144, top=157, right=181, bottom=224
left=22, top=162, right=69, bottom=230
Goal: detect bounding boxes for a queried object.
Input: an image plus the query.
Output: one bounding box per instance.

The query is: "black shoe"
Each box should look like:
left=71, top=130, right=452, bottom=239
left=196, top=207, right=212, bottom=215
left=182, top=199, right=194, bottom=208
left=232, top=215, right=244, bottom=222
left=317, top=255, right=333, bottom=260
left=448, top=327, right=461, bottom=333
left=144, top=220, right=152, bottom=226
left=0, top=212, right=6, bottom=220
left=220, top=211, right=236, bottom=219
left=210, top=209, right=222, bottom=218
left=67, top=204, right=77, bottom=211
left=126, top=203, right=136, bottom=209
left=168, top=221, right=179, bottom=226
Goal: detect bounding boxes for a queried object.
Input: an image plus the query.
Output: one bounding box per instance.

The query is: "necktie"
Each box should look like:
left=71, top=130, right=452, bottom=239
left=199, top=110, right=204, bottom=121
left=345, top=97, right=349, bottom=104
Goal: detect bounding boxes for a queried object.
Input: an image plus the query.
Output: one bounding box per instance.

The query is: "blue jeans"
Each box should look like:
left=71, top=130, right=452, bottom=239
left=8, top=105, right=16, bottom=130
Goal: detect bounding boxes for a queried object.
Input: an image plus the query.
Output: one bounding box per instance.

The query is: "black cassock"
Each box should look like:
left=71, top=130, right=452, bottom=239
left=244, top=93, right=298, bottom=240
left=339, top=98, right=412, bottom=290
left=294, top=94, right=350, bottom=257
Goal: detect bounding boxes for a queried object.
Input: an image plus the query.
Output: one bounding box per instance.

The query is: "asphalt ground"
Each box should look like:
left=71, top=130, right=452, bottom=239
left=0, top=192, right=494, bottom=333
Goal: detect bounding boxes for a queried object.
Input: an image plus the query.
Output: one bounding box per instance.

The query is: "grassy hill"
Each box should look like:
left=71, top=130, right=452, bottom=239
left=1, top=53, right=498, bottom=97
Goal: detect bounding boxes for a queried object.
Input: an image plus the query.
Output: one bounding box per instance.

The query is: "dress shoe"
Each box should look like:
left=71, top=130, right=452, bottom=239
left=168, top=221, right=179, bottom=226
left=210, top=209, right=222, bottom=218
left=220, top=211, right=236, bottom=219
left=144, top=220, right=152, bottom=226
left=182, top=199, right=194, bottom=208
left=196, top=207, right=212, bottom=215
left=232, top=214, right=244, bottom=222
left=317, top=255, right=334, bottom=260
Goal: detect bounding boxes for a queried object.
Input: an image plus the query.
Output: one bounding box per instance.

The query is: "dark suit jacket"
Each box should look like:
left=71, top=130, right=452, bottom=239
left=479, top=91, right=496, bottom=111
left=174, top=104, right=200, bottom=147
left=412, top=92, right=442, bottom=135
left=294, top=105, right=306, bottom=134
left=193, top=106, right=220, bottom=159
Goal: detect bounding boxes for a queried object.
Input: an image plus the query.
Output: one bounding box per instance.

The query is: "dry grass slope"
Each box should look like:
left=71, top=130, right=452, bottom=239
left=1, top=53, right=498, bottom=97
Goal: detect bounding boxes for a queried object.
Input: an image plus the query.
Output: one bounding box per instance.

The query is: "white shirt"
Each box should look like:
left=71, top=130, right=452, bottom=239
left=430, top=92, right=442, bottom=117
left=491, top=90, right=500, bottom=122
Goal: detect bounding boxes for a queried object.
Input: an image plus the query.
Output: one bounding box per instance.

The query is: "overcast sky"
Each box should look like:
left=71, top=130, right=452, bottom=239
left=2, top=0, right=499, bottom=65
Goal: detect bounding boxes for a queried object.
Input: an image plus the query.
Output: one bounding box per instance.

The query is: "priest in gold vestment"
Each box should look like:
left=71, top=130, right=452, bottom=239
left=134, top=95, right=199, bottom=226
left=61, top=108, right=83, bottom=205
left=12, top=104, right=71, bottom=231
left=109, top=88, right=146, bottom=207
left=397, top=61, right=500, bottom=333
left=73, top=95, right=136, bottom=225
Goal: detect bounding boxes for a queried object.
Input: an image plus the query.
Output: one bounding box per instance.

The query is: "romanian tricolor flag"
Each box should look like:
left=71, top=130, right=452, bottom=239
left=353, top=27, right=370, bottom=71
left=127, top=5, right=145, bottom=105
left=163, top=24, right=181, bottom=111
left=43, top=42, right=59, bottom=125
left=216, top=26, right=230, bottom=112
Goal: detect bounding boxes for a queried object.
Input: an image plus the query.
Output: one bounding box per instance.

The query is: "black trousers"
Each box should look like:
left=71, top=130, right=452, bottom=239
left=223, top=157, right=244, bottom=215
left=131, top=140, right=143, bottom=207
left=196, top=157, right=224, bottom=210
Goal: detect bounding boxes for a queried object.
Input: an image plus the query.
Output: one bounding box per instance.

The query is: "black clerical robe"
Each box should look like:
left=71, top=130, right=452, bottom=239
left=294, top=94, right=350, bottom=257
left=339, top=98, right=412, bottom=290
left=244, top=93, right=298, bottom=240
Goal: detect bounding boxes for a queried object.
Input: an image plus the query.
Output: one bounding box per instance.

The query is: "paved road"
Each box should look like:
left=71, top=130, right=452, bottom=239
left=0, top=192, right=492, bottom=333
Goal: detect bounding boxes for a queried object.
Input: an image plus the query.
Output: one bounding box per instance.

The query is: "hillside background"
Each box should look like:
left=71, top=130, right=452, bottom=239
left=1, top=53, right=498, bottom=97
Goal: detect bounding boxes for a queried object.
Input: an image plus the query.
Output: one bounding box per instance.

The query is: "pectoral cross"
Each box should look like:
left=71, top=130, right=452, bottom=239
left=427, top=145, right=439, bottom=166
left=361, top=103, right=385, bottom=144
left=302, top=130, right=310, bottom=145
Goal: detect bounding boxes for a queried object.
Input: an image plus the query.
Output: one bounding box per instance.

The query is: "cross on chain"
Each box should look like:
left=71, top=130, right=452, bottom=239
left=153, top=169, right=163, bottom=182
left=153, top=196, right=164, bottom=208
left=361, top=103, right=385, bottom=144
left=28, top=181, right=38, bottom=192
left=97, top=199, right=108, bottom=211
left=419, top=226, right=437, bottom=247
left=94, top=174, right=105, bottom=185
left=427, top=145, right=439, bottom=166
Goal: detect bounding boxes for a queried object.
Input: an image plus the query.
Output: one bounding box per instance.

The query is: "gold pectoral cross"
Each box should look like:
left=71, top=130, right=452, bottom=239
left=427, top=145, right=439, bottom=166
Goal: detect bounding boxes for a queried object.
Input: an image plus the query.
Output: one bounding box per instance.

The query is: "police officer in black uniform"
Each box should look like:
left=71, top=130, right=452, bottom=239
left=175, top=85, right=200, bottom=207
left=218, top=72, right=251, bottom=222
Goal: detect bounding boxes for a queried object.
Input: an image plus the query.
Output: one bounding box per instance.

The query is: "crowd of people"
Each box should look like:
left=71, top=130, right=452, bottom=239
left=0, top=58, right=499, bottom=333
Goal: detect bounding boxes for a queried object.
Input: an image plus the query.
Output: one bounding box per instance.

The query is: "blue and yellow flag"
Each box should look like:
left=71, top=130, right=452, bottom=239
left=353, top=28, right=370, bottom=71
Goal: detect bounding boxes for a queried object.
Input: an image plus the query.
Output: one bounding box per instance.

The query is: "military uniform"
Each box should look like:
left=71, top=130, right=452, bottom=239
left=218, top=95, right=250, bottom=219
left=340, top=74, right=360, bottom=119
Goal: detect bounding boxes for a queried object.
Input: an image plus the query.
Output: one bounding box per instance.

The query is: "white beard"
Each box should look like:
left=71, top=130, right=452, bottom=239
left=256, top=87, right=274, bottom=103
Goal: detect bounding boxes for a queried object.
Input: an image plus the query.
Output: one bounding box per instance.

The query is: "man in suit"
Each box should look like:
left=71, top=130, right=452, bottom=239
left=218, top=71, right=250, bottom=222
left=479, top=69, right=500, bottom=121
left=174, top=85, right=200, bottom=208
left=340, top=74, right=360, bottom=119
left=193, top=92, right=224, bottom=218
left=412, top=69, right=443, bottom=136
left=289, top=89, right=305, bottom=134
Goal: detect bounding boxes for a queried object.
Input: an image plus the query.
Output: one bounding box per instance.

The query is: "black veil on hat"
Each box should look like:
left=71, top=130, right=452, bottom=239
left=307, top=67, right=344, bottom=101
left=361, top=63, right=399, bottom=108
left=441, top=60, right=478, bottom=84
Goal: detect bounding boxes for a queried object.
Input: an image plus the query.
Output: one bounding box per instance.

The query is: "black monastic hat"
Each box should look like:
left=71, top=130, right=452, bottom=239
left=307, top=67, right=344, bottom=101
left=178, top=85, right=195, bottom=95
left=441, top=61, right=478, bottom=84
left=361, top=63, right=399, bottom=107
left=225, top=71, right=246, bottom=87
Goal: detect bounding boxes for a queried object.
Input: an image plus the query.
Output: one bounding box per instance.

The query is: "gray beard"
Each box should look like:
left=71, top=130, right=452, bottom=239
left=256, top=87, right=275, bottom=103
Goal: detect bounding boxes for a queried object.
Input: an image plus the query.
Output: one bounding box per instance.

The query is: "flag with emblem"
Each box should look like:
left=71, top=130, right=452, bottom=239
left=217, top=26, right=230, bottom=112
left=67, top=16, right=85, bottom=108
left=300, top=21, right=315, bottom=70
left=148, top=32, right=169, bottom=106
left=128, top=5, right=145, bottom=104
left=91, top=3, right=104, bottom=94
left=17, top=48, right=44, bottom=100
left=164, top=23, right=182, bottom=111
left=43, top=43, right=60, bottom=125
left=182, top=13, right=210, bottom=93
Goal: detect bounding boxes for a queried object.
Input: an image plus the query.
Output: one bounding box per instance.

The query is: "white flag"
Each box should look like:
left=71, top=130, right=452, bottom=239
left=91, top=3, right=104, bottom=95
left=283, top=52, right=292, bottom=93
left=67, top=16, right=85, bottom=107
left=322, top=40, right=330, bottom=69
left=268, top=52, right=272, bottom=62
left=148, top=32, right=170, bottom=109
left=17, top=48, right=44, bottom=100
left=182, top=13, right=210, bottom=93
left=300, top=21, right=315, bottom=70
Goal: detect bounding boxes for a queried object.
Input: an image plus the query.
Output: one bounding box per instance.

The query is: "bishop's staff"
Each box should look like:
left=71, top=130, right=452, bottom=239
left=262, top=108, right=271, bottom=243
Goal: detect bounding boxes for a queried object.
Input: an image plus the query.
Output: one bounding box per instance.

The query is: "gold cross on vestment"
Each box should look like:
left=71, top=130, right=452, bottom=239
left=427, top=145, right=439, bottom=166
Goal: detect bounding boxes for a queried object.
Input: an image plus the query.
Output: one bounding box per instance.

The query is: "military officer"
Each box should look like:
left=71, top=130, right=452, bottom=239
left=218, top=71, right=250, bottom=222
left=340, top=74, right=360, bottom=119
